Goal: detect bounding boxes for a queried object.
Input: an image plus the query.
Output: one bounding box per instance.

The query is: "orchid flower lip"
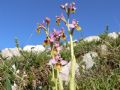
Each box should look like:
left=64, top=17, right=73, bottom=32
left=49, top=58, right=68, bottom=66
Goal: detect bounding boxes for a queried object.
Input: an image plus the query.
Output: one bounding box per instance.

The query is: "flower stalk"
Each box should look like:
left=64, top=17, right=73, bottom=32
left=67, top=18, right=76, bottom=90
left=69, top=34, right=76, bottom=90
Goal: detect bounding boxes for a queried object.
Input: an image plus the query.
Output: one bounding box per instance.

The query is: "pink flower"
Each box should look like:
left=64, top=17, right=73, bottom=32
left=54, top=43, right=62, bottom=52
left=69, top=2, right=76, bottom=13
left=49, top=58, right=67, bottom=70
left=56, top=16, right=61, bottom=26
left=60, top=2, right=76, bottom=15
left=69, top=19, right=81, bottom=31
left=53, top=29, right=61, bottom=36
left=69, top=24, right=75, bottom=29
left=56, top=14, right=66, bottom=26
left=60, top=59, right=68, bottom=65
left=49, top=58, right=67, bottom=66
left=52, top=29, right=61, bottom=40
left=60, top=3, right=68, bottom=10
left=45, top=17, right=50, bottom=25
left=36, top=21, right=45, bottom=33
left=49, top=34, right=55, bottom=42
left=36, top=17, right=50, bottom=34
left=49, top=59, right=57, bottom=65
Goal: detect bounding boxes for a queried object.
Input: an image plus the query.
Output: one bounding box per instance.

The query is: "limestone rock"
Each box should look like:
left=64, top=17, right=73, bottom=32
left=108, top=32, right=118, bottom=39
left=82, top=51, right=98, bottom=69
left=59, top=61, right=79, bottom=81
left=83, top=36, right=100, bottom=42
left=23, top=45, right=45, bottom=53
left=1, top=48, right=21, bottom=59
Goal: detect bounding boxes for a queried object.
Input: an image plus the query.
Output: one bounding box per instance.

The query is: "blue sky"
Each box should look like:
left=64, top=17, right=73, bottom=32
left=0, top=0, right=120, bottom=49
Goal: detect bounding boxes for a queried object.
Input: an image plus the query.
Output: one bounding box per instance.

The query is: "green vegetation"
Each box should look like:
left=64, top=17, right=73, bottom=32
left=0, top=33, right=120, bottom=90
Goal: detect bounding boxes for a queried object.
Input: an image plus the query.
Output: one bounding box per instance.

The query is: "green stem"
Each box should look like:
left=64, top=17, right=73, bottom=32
left=67, top=18, right=76, bottom=90
left=51, top=65, right=56, bottom=90
left=58, top=76, right=63, bottom=90
left=55, top=79, right=58, bottom=90
left=55, top=69, right=59, bottom=90
left=69, top=34, right=76, bottom=90
left=58, top=69, right=63, bottom=90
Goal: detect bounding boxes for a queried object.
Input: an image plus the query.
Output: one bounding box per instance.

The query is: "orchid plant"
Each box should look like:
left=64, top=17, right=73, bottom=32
left=37, top=17, right=68, bottom=90
left=60, top=2, right=81, bottom=90
left=36, top=2, right=81, bottom=90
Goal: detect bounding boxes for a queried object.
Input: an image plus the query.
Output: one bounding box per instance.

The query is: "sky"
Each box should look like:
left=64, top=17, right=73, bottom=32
left=0, top=0, right=120, bottom=49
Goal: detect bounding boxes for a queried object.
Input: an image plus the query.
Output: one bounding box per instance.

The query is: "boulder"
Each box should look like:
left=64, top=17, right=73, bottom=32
left=23, top=45, right=45, bottom=53
left=59, top=61, right=79, bottom=81
left=82, top=51, right=98, bottom=69
left=1, top=48, right=21, bottom=59
left=83, top=36, right=100, bottom=42
left=100, top=44, right=107, bottom=55
left=108, top=32, right=118, bottom=39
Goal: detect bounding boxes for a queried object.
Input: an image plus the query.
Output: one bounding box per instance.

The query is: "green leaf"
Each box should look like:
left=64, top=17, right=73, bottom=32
left=54, top=69, right=57, bottom=78
left=5, top=78, right=12, bottom=90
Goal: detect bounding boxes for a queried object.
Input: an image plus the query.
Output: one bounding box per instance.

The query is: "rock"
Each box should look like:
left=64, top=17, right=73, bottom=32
left=82, top=51, right=98, bottom=69
left=108, top=32, right=118, bottom=39
left=16, top=70, right=20, bottom=74
left=1, top=45, right=45, bottom=59
left=59, top=61, right=79, bottom=81
left=83, top=36, right=100, bottom=42
left=12, top=82, right=17, bottom=90
left=118, top=32, right=120, bottom=35
left=23, top=45, right=45, bottom=53
left=12, top=64, right=16, bottom=71
left=100, top=44, right=107, bottom=55
left=1, top=48, right=21, bottom=59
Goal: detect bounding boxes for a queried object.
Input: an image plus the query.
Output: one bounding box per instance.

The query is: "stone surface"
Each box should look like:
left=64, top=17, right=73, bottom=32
left=100, top=44, right=107, bottom=55
left=118, top=32, right=120, bottom=35
left=83, top=36, right=100, bottom=42
left=1, top=45, right=45, bottom=59
left=1, top=48, right=21, bottom=59
left=23, top=45, right=45, bottom=53
left=59, top=61, right=79, bottom=81
left=108, top=32, right=118, bottom=39
left=12, top=83, right=17, bottom=90
left=82, top=51, right=98, bottom=69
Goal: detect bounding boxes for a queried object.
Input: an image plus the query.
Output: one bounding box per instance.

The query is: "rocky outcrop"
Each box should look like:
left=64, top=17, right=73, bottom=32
left=108, top=32, right=119, bottom=39
left=83, top=36, right=100, bottom=42
left=1, top=48, right=21, bottom=58
left=1, top=45, right=45, bottom=59
left=23, top=45, right=45, bottom=53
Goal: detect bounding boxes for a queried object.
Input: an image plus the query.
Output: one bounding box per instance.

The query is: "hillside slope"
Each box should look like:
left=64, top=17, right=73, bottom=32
left=0, top=32, right=120, bottom=90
